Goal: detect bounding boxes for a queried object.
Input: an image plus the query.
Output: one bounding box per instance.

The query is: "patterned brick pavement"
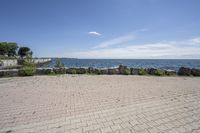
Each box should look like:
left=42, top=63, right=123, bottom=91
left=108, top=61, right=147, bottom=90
left=0, top=75, right=200, bottom=133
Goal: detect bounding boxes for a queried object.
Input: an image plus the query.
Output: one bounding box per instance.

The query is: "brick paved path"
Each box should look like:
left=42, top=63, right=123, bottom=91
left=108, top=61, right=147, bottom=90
left=0, top=75, right=200, bottom=133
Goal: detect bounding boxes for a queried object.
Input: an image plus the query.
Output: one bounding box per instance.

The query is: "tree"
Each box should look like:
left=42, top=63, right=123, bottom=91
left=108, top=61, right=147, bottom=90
left=0, top=42, right=18, bottom=57
left=18, top=47, right=33, bottom=58
left=7, top=43, right=18, bottom=57
left=0, top=42, right=8, bottom=56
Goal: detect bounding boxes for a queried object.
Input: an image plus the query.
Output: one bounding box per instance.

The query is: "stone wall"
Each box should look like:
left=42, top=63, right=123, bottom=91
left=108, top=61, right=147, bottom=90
left=0, top=65, right=200, bottom=78
left=0, top=58, right=51, bottom=69
left=33, top=58, right=52, bottom=64
left=0, top=59, right=18, bottom=67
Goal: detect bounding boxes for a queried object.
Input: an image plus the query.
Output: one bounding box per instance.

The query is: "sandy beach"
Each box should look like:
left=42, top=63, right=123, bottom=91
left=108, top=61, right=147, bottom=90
left=0, top=75, right=200, bottom=133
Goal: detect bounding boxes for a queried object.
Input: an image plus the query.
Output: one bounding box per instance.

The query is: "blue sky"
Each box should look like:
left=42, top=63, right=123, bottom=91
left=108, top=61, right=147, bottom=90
left=0, top=0, right=200, bottom=59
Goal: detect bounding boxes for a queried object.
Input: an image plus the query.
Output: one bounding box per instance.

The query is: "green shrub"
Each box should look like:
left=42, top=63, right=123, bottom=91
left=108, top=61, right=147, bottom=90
left=76, top=68, right=87, bottom=74
left=93, top=69, right=101, bottom=75
left=54, top=59, right=64, bottom=68
left=44, top=69, right=53, bottom=75
left=154, top=69, right=165, bottom=76
left=19, top=62, right=36, bottom=76
left=71, top=69, right=76, bottom=74
left=138, top=68, right=147, bottom=75
left=124, top=69, right=131, bottom=75
left=53, top=68, right=66, bottom=74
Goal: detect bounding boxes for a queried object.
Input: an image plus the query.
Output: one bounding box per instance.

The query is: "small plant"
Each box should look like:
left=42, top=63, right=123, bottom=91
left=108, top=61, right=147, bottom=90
left=54, top=59, right=64, bottom=68
left=19, top=61, right=36, bottom=76
left=71, top=69, right=76, bottom=74
left=124, top=69, right=131, bottom=75
left=138, top=68, right=147, bottom=75
left=154, top=69, right=165, bottom=76
left=44, top=69, right=53, bottom=75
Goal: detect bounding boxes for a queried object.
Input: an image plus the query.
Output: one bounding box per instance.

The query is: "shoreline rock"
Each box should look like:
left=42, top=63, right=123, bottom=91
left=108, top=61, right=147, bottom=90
left=0, top=65, right=199, bottom=77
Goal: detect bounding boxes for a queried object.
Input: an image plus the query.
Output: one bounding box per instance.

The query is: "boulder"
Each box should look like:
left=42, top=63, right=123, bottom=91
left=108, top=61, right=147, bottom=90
left=191, top=68, right=200, bottom=76
left=93, top=68, right=101, bottom=74
left=146, top=68, right=157, bottom=75
left=108, top=68, right=119, bottom=75
left=178, top=67, right=191, bottom=76
left=76, top=68, right=88, bottom=74
left=88, top=67, right=94, bottom=74
left=99, top=69, right=108, bottom=74
left=165, top=69, right=176, bottom=76
left=0, top=69, right=18, bottom=77
left=53, top=68, right=66, bottom=74
left=66, top=68, right=77, bottom=74
left=36, top=68, right=53, bottom=75
left=118, top=65, right=130, bottom=75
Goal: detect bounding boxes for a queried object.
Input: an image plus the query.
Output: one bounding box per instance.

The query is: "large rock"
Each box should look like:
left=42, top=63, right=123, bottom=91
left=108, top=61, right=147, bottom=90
left=178, top=67, right=191, bottom=76
left=146, top=68, right=157, bottom=75
left=118, top=65, right=130, bottom=75
left=93, top=68, right=101, bottom=75
left=108, top=68, right=119, bottom=75
left=154, top=69, right=165, bottom=76
left=53, top=68, right=66, bottom=74
left=99, top=68, right=108, bottom=74
left=76, top=68, right=88, bottom=74
left=36, top=68, right=53, bottom=75
left=165, top=69, right=176, bottom=76
left=0, top=69, right=18, bottom=77
left=191, top=68, right=200, bottom=76
left=87, top=67, right=101, bottom=74
left=88, top=67, right=94, bottom=74
left=66, top=68, right=77, bottom=74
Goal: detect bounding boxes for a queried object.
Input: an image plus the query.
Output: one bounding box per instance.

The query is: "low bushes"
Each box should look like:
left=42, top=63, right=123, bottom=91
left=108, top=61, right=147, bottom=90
left=66, top=68, right=77, bottom=74
left=138, top=68, right=147, bottom=75
left=118, top=65, right=130, bottom=75
left=123, top=69, right=131, bottom=75
left=18, top=62, right=36, bottom=76
left=76, top=68, right=88, bottom=74
left=154, top=69, right=165, bottom=76
left=1, top=65, right=200, bottom=78
left=130, top=68, right=139, bottom=75
left=53, top=68, right=66, bottom=74
left=36, top=68, right=53, bottom=75
left=108, top=68, right=119, bottom=75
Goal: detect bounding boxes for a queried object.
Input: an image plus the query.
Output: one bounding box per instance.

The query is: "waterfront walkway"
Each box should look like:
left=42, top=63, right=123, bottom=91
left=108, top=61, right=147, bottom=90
left=0, top=75, right=200, bottom=133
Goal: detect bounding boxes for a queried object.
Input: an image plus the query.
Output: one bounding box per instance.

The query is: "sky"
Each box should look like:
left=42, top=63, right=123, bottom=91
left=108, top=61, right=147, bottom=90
left=0, top=0, right=200, bottom=59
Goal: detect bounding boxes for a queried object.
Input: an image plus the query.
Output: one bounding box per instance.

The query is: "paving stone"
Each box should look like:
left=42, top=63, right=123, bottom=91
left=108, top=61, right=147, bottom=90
left=0, top=76, right=200, bottom=133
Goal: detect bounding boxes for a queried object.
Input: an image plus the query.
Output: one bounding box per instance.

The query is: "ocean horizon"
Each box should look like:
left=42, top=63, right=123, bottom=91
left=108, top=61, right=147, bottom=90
left=46, top=58, right=200, bottom=71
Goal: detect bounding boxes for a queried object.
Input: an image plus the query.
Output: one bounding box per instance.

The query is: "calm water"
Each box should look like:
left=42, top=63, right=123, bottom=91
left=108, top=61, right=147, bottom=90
left=46, top=59, right=200, bottom=71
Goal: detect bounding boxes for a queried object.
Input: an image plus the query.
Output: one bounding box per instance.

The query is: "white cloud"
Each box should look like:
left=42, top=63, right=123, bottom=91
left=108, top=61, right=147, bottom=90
left=190, top=37, right=200, bottom=44
left=66, top=37, right=200, bottom=59
left=88, top=31, right=102, bottom=36
left=93, top=34, right=135, bottom=49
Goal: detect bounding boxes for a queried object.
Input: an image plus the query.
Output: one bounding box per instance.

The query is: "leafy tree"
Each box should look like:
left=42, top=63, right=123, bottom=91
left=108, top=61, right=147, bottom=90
left=19, top=60, right=36, bottom=76
left=7, top=43, right=18, bottom=57
left=0, top=42, right=18, bottom=57
left=0, top=42, right=8, bottom=56
left=18, top=47, right=33, bottom=58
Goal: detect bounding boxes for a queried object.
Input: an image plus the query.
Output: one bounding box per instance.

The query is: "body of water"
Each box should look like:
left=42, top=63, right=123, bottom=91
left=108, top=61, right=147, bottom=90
left=46, top=59, right=200, bottom=71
